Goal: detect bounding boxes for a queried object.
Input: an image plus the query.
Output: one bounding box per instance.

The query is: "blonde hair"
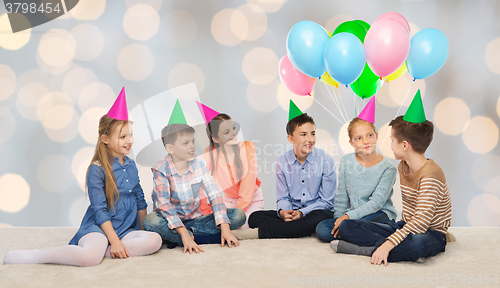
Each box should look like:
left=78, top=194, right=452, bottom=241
left=86, top=115, right=129, bottom=211
left=347, top=117, right=377, bottom=140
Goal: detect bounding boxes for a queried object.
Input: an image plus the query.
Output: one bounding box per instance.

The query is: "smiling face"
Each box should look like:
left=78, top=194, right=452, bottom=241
left=213, top=119, right=239, bottom=147
left=349, top=122, right=378, bottom=156
left=102, top=122, right=134, bottom=161
left=287, top=122, right=316, bottom=158
left=166, top=132, right=196, bottom=162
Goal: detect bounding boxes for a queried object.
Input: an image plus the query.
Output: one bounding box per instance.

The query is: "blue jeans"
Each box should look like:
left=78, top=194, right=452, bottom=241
left=142, top=208, right=246, bottom=246
left=315, top=211, right=393, bottom=243
left=338, top=219, right=447, bottom=262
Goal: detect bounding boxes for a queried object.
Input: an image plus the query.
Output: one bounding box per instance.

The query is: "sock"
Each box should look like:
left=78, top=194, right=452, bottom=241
left=333, top=240, right=376, bottom=256
left=446, top=232, right=456, bottom=242
left=231, top=228, right=259, bottom=240
left=4, top=250, right=43, bottom=264
left=193, top=233, right=221, bottom=244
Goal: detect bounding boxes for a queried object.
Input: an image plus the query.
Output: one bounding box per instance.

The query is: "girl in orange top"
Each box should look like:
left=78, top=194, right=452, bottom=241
left=201, top=113, right=264, bottom=229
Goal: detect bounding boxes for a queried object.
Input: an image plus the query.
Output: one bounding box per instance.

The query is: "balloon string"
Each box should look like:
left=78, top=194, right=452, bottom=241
left=379, top=79, right=415, bottom=150
left=375, top=80, right=386, bottom=110
left=334, top=86, right=350, bottom=123
left=312, top=97, right=344, bottom=125
left=323, top=82, right=347, bottom=124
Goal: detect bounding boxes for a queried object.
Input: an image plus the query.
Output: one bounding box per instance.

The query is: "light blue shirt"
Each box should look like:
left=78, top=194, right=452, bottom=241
left=334, top=153, right=397, bottom=220
left=275, top=148, right=336, bottom=217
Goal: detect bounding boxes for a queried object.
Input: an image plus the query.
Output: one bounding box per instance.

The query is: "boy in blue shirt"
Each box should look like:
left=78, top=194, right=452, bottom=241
left=234, top=100, right=336, bottom=239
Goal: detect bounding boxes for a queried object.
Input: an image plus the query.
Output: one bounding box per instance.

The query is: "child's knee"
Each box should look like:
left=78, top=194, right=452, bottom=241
left=142, top=213, right=162, bottom=231
left=77, top=252, right=103, bottom=267
left=229, top=208, right=246, bottom=229
left=148, top=232, right=163, bottom=253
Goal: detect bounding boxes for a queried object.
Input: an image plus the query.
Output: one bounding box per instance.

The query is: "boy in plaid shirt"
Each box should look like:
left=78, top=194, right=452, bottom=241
left=143, top=102, right=244, bottom=254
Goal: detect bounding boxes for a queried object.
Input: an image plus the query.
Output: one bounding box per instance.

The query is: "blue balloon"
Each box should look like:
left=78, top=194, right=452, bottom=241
left=406, top=28, right=449, bottom=80
left=323, top=32, right=366, bottom=85
left=286, top=21, right=330, bottom=78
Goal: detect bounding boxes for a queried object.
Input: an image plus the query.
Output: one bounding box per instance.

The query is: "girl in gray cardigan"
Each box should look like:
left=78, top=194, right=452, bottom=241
left=316, top=118, right=397, bottom=242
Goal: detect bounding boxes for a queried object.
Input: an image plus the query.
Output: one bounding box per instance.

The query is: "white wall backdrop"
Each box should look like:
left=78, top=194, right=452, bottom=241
left=0, top=0, right=500, bottom=227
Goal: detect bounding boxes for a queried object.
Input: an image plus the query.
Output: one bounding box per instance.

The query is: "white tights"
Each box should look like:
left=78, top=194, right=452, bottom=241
left=3, top=231, right=162, bottom=267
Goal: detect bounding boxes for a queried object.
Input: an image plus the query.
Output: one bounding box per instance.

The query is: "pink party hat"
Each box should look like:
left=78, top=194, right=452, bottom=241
left=107, top=87, right=128, bottom=121
left=196, top=101, right=220, bottom=124
left=357, top=96, right=376, bottom=123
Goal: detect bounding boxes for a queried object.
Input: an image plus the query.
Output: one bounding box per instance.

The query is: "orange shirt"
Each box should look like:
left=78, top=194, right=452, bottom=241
left=200, top=141, right=261, bottom=213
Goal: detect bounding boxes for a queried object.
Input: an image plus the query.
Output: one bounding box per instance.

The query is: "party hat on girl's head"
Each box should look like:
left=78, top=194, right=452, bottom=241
left=107, top=87, right=128, bottom=121
left=289, top=99, right=303, bottom=121
left=357, top=96, right=376, bottom=123
left=168, top=99, right=187, bottom=125
left=403, top=89, right=426, bottom=123
left=196, top=101, right=220, bottom=124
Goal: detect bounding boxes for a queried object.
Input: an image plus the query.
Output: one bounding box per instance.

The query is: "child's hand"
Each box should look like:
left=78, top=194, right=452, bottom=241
left=181, top=234, right=204, bottom=254
left=332, top=214, right=349, bottom=237
left=371, top=241, right=395, bottom=266
left=110, top=240, right=129, bottom=259
left=220, top=224, right=239, bottom=248
left=279, top=210, right=294, bottom=222
left=291, top=210, right=303, bottom=221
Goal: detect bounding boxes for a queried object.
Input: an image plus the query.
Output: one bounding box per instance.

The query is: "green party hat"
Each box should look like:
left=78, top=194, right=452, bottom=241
left=289, top=99, right=304, bottom=121
left=403, top=89, right=426, bottom=123
left=167, top=99, right=188, bottom=125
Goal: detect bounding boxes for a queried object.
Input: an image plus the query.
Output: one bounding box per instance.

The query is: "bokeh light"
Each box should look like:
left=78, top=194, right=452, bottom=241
left=378, top=122, right=395, bottom=159
left=246, top=0, right=288, bottom=13
left=70, top=0, right=106, bottom=20
left=69, top=196, right=90, bottom=227
left=37, top=92, right=74, bottom=130
left=79, top=107, right=107, bottom=144
left=123, top=4, right=160, bottom=41
left=63, top=67, right=99, bottom=101
left=485, top=175, right=500, bottom=196
left=159, top=10, right=197, bottom=48
left=37, top=155, right=73, bottom=193
left=277, top=83, right=313, bottom=111
left=71, top=147, right=95, bottom=191
left=485, top=38, right=500, bottom=74
left=462, top=116, right=499, bottom=154
left=17, top=69, right=51, bottom=88
left=408, top=22, right=421, bottom=38
left=38, top=29, right=76, bottom=68
left=497, top=96, right=500, bottom=118
left=235, top=4, right=267, bottom=41
left=17, top=83, right=51, bottom=120
left=0, top=106, right=15, bottom=144
left=315, top=128, right=339, bottom=159
left=211, top=9, right=245, bottom=46
left=389, top=74, right=426, bottom=107
left=126, top=0, right=162, bottom=11
left=117, top=44, right=155, bottom=81
left=78, top=82, right=115, bottom=113
left=325, top=15, right=354, bottom=33
left=377, top=82, right=398, bottom=108
left=0, top=13, right=31, bottom=50
left=468, top=193, right=500, bottom=226
left=44, top=111, right=80, bottom=143
left=0, top=64, right=16, bottom=102
left=70, top=24, right=104, bottom=61
left=0, top=174, right=30, bottom=213
left=242, top=47, right=278, bottom=85
left=246, top=81, right=280, bottom=112
left=434, top=97, right=471, bottom=135
left=471, top=154, right=500, bottom=191
left=168, top=63, right=205, bottom=93
left=338, top=122, right=356, bottom=155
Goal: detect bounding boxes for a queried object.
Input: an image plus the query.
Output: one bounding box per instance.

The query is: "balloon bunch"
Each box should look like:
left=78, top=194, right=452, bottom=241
left=279, top=12, right=449, bottom=101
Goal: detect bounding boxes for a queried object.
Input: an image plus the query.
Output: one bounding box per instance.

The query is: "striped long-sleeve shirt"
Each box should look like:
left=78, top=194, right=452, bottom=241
left=387, top=159, right=452, bottom=246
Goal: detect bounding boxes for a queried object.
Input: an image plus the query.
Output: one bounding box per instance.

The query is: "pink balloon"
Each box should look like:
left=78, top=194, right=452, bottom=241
left=279, top=55, right=316, bottom=96
left=364, top=19, right=410, bottom=77
left=374, top=12, right=410, bottom=34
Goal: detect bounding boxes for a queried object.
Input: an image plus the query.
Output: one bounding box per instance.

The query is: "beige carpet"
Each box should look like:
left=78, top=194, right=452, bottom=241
left=0, top=227, right=498, bottom=287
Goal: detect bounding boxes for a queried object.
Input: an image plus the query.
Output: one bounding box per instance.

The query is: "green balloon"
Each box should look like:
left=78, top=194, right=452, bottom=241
left=350, top=63, right=381, bottom=99
left=353, top=20, right=371, bottom=31
left=332, top=20, right=368, bottom=43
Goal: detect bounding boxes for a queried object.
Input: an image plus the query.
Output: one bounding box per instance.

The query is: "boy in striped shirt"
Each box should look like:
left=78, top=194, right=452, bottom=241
left=331, top=91, right=452, bottom=265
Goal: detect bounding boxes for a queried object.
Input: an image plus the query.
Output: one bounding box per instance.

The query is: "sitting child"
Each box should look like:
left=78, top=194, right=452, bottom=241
left=142, top=100, right=245, bottom=254
left=234, top=100, right=336, bottom=239
left=316, top=99, right=397, bottom=242
left=331, top=90, right=452, bottom=265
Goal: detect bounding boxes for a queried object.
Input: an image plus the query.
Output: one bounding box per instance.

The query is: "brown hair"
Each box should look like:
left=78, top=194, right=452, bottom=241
left=389, top=115, right=434, bottom=154
left=347, top=117, right=377, bottom=139
left=86, top=115, right=129, bottom=211
left=161, top=124, right=195, bottom=147
left=206, top=113, right=243, bottom=181
left=286, top=113, right=315, bottom=136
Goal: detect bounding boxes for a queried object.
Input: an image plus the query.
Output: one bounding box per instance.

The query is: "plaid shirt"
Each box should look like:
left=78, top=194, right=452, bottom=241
left=151, top=154, right=230, bottom=230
